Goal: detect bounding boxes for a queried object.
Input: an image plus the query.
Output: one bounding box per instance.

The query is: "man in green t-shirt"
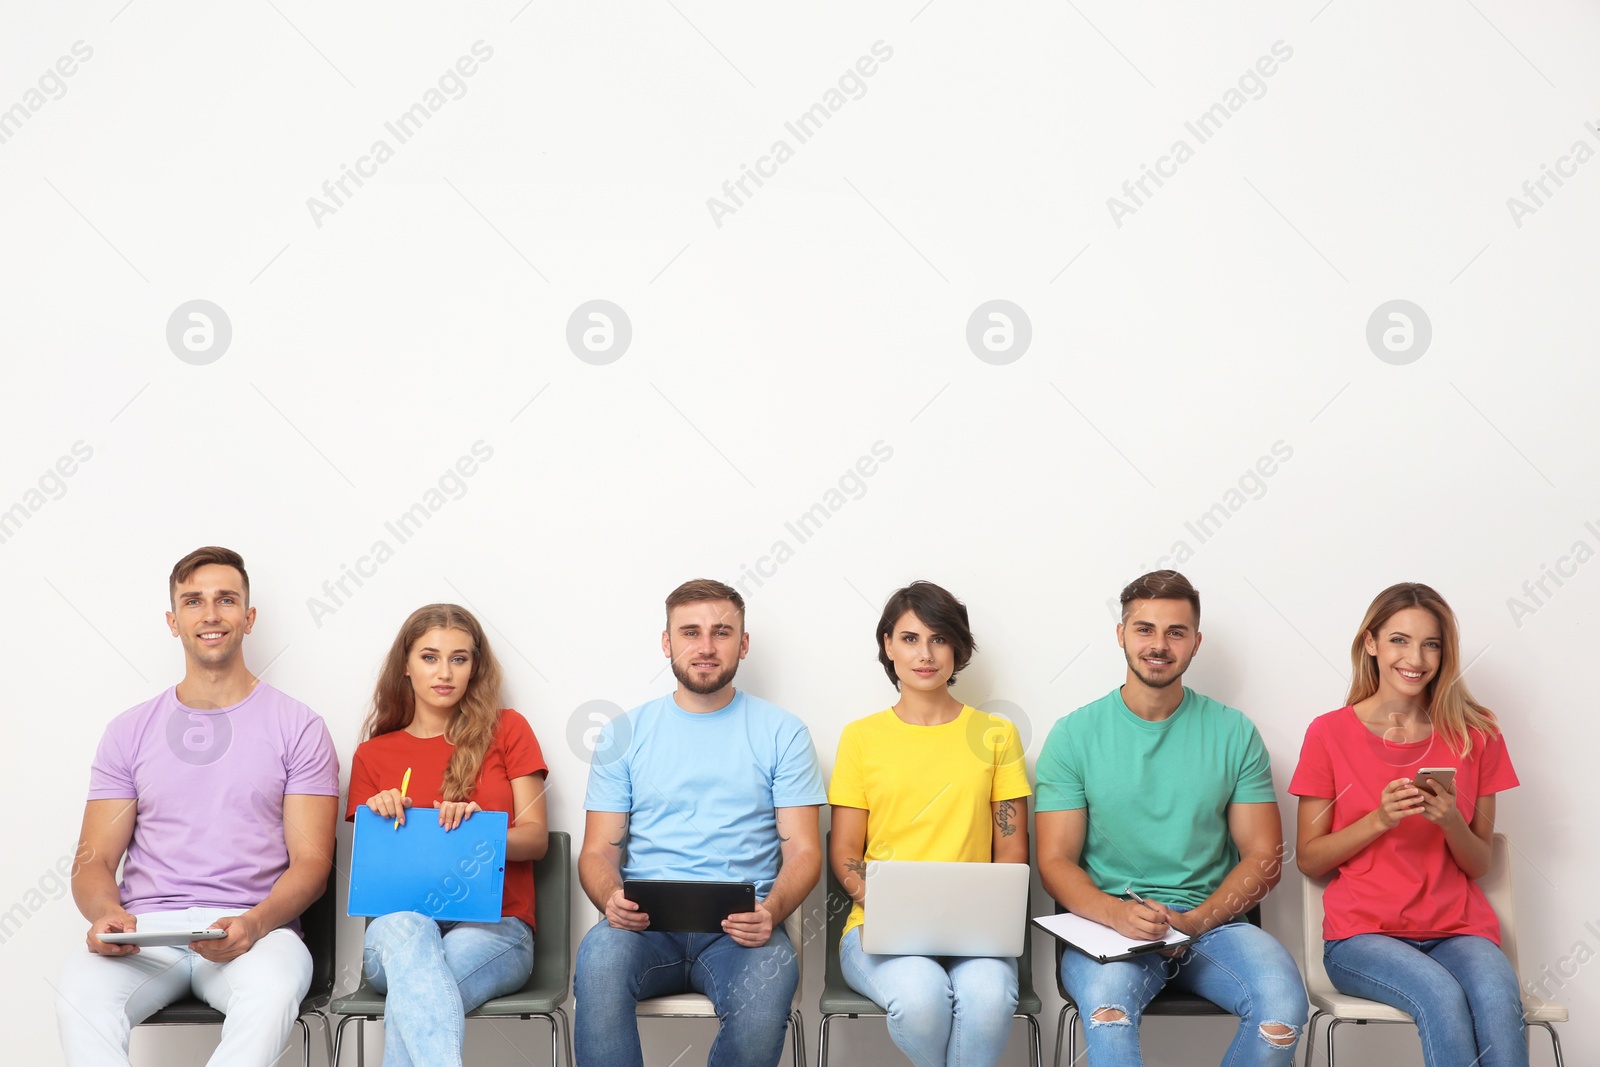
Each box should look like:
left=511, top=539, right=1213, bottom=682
left=1036, top=570, right=1307, bottom=1066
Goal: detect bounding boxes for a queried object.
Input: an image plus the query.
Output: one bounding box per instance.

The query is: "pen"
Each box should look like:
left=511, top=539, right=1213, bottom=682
left=395, top=767, right=411, bottom=830
left=1124, top=886, right=1147, bottom=905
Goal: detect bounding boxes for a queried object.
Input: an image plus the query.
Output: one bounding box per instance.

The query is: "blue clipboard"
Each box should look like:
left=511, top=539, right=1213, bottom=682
left=348, top=805, right=508, bottom=922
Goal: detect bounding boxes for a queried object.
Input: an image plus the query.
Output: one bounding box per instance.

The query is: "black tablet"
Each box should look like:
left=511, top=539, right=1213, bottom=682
left=622, top=879, right=756, bottom=933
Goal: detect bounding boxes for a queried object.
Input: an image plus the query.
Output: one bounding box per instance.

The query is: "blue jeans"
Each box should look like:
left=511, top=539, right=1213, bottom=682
left=1059, top=915, right=1307, bottom=1067
left=363, top=912, right=534, bottom=1067
left=1324, top=934, right=1528, bottom=1067
left=839, top=926, right=1018, bottom=1067
left=573, top=919, right=798, bottom=1067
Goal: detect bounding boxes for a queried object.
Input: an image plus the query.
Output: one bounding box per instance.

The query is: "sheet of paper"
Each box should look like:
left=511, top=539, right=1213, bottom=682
left=1031, top=910, right=1190, bottom=961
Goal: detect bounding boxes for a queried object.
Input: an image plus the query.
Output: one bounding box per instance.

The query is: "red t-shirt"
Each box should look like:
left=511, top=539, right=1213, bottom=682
left=347, top=709, right=547, bottom=929
left=1288, top=706, right=1518, bottom=943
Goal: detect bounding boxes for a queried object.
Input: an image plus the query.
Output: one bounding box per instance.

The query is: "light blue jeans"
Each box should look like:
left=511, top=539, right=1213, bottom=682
left=839, top=926, right=1019, bottom=1067
left=1324, top=934, right=1528, bottom=1067
left=1058, top=913, right=1307, bottom=1067
left=573, top=919, right=798, bottom=1067
left=363, top=911, right=534, bottom=1067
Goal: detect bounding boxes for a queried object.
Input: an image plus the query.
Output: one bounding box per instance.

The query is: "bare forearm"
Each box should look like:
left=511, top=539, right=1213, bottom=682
left=762, top=844, right=820, bottom=923
left=1441, top=817, right=1491, bottom=878
left=1298, top=809, right=1389, bottom=879
left=1185, top=852, right=1280, bottom=934
left=72, top=862, right=125, bottom=921
left=1041, top=859, right=1122, bottom=926
left=578, top=851, right=623, bottom=912
left=245, top=858, right=330, bottom=933
left=506, top=823, right=548, bottom=863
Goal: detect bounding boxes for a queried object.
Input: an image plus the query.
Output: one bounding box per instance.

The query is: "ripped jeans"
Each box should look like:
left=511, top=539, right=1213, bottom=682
left=1058, top=910, right=1307, bottom=1067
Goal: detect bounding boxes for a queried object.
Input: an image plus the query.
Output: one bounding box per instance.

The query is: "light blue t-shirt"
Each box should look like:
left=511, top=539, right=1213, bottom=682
left=1034, top=686, right=1278, bottom=909
left=584, top=689, right=827, bottom=898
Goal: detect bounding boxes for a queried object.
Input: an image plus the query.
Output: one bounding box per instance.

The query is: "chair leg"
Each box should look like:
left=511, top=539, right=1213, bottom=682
left=294, top=1016, right=310, bottom=1067
left=1528, top=1020, right=1564, bottom=1067
left=818, top=1012, right=835, bottom=1067
left=1324, top=1017, right=1349, bottom=1067
left=1052, top=1004, right=1073, bottom=1067
left=557, top=1007, right=574, bottom=1067
left=1021, top=1013, right=1042, bottom=1067
left=331, top=1014, right=362, bottom=1067
left=1302, top=1009, right=1323, bottom=1067
left=789, top=1009, right=806, bottom=1067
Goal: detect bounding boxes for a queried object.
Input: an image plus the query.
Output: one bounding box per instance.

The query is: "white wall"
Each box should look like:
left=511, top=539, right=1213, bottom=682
left=2, top=1, right=1595, bottom=1063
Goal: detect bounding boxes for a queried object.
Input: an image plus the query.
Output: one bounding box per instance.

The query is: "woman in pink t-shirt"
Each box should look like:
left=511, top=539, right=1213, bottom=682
left=1289, top=583, right=1524, bottom=1067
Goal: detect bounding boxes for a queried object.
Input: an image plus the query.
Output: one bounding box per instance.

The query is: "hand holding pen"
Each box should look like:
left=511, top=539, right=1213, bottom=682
left=364, top=767, right=414, bottom=829
left=1115, top=885, right=1172, bottom=941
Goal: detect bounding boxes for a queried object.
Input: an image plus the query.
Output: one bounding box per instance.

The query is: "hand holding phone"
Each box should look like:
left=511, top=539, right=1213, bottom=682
left=1412, top=767, right=1457, bottom=796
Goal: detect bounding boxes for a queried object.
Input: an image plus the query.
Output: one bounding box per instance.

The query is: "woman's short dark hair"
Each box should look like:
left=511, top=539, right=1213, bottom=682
left=875, top=580, right=977, bottom=689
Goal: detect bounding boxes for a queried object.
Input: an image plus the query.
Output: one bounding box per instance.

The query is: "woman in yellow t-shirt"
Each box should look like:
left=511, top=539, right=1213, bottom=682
left=829, top=581, right=1032, bottom=1067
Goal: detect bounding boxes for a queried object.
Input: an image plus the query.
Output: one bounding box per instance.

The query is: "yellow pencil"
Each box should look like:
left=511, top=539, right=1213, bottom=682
left=395, top=767, right=412, bottom=830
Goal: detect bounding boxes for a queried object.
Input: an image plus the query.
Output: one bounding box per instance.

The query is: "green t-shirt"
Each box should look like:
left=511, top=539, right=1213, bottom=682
left=1034, top=686, right=1277, bottom=909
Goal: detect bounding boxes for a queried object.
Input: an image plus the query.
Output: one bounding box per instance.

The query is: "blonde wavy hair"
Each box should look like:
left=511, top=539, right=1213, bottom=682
left=1346, top=583, right=1499, bottom=757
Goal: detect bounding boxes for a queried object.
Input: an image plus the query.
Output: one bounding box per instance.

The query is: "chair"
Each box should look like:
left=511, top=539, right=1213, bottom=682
left=817, top=843, right=1044, bottom=1067
left=1301, top=832, right=1566, bottom=1067
left=627, top=905, right=808, bottom=1067
left=133, top=865, right=337, bottom=1067
left=1052, top=902, right=1263, bottom=1067
left=331, top=830, right=574, bottom=1066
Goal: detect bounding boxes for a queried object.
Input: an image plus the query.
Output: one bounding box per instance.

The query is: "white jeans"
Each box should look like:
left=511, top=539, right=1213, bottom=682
left=56, top=907, right=312, bottom=1067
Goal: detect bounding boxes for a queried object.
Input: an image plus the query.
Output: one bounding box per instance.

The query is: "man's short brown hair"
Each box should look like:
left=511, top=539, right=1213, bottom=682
left=664, top=579, right=745, bottom=628
left=1119, top=569, right=1200, bottom=626
left=169, top=546, right=250, bottom=606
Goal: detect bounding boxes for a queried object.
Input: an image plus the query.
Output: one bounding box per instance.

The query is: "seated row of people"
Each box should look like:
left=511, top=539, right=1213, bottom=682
left=58, top=547, right=1523, bottom=1067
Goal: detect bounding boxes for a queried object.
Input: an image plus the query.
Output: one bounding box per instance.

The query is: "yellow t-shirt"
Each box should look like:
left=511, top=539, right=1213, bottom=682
left=828, top=705, right=1032, bottom=938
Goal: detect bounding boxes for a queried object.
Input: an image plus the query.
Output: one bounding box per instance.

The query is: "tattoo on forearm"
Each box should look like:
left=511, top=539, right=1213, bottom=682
left=845, top=858, right=867, bottom=879
left=995, top=800, right=1017, bottom=838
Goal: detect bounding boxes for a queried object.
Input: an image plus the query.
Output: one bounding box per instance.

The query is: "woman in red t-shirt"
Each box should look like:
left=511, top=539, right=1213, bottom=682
left=348, top=603, right=548, bottom=1067
left=1289, top=583, right=1524, bottom=1067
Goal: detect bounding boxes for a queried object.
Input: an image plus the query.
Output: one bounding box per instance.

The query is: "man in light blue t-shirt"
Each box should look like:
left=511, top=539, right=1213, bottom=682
left=1036, top=570, right=1307, bottom=1067
left=575, top=579, right=826, bottom=1067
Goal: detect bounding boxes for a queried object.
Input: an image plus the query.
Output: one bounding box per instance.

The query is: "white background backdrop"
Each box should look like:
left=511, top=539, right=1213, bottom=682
left=2, top=1, right=1596, bottom=1063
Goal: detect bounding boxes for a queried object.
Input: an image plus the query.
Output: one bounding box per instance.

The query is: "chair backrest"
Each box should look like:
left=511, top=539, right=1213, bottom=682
left=530, top=832, right=573, bottom=994
left=301, top=864, right=340, bottom=1005
left=824, top=837, right=850, bottom=987
left=1477, top=832, right=1521, bottom=974
left=1299, top=869, right=1337, bottom=999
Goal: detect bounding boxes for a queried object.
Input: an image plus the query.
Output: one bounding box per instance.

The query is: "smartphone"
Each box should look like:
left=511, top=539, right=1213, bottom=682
left=1413, top=767, right=1457, bottom=795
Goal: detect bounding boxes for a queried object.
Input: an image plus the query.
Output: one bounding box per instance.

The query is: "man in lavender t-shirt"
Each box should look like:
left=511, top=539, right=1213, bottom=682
left=57, top=547, right=339, bottom=1067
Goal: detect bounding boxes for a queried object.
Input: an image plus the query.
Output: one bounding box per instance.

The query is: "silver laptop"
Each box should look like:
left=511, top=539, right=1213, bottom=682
left=861, top=860, right=1030, bottom=957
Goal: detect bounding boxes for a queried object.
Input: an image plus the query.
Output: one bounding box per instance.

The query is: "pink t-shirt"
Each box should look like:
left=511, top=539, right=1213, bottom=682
left=87, top=682, right=340, bottom=915
left=1288, top=707, right=1518, bottom=943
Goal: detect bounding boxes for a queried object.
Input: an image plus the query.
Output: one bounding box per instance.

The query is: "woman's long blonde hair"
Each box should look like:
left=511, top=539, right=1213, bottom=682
left=1346, top=583, right=1499, bottom=757
left=361, top=603, right=504, bottom=801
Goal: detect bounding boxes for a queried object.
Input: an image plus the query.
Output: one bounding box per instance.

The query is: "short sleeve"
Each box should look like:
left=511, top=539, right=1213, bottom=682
left=1033, top=718, right=1086, bottom=812
left=772, top=720, right=827, bottom=808
left=583, top=715, right=633, bottom=812
left=828, top=723, right=867, bottom=809
left=1476, top=729, right=1519, bottom=795
left=1230, top=719, right=1278, bottom=804
left=86, top=720, right=137, bottom=800
left=285, top=713, right=340, bottom=796
left=499, top=710, right=549, bottom=780
left=1287, top=716, right=1336, bottom=798
left=990, top=720, right=1032, bottom=802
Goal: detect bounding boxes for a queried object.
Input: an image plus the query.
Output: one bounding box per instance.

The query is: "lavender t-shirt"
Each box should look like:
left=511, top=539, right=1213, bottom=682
left=87, top=682, right=340, bottom=914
